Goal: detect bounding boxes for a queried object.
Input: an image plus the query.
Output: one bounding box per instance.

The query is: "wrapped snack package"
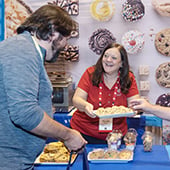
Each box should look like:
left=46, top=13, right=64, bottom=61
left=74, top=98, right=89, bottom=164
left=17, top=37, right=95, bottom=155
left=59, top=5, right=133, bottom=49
left=106, top=130, right=123, bottom=150
left=124, top=128, right=138, bottom=150
left=142, top=131, right=153, bottom=152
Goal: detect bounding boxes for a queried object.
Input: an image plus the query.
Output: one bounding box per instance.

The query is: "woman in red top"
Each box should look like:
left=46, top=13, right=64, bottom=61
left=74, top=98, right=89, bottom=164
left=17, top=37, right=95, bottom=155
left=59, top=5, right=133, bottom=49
left=70, top=43, right=140, bottom=144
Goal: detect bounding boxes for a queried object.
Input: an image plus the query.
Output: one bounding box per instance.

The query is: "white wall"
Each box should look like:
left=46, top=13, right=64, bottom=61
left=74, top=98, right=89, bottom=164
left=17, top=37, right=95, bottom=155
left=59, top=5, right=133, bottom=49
left=25, top=0, right=170, bottom=104
left=68, top=0, right=170, bottom=104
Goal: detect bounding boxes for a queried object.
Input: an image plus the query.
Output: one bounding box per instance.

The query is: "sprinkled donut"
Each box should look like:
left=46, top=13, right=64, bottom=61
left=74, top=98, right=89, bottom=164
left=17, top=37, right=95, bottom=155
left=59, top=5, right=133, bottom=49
left=89, top=28, right=116, bottom=55
left=155, top=62, right=170, bottom=88
left=156, top=93, right=170, bottom=107
left=90, top=0, right=115, bottom=22
left=121, top=30, right=145, bottom=54
left=121, top=0, right=145, bottom=22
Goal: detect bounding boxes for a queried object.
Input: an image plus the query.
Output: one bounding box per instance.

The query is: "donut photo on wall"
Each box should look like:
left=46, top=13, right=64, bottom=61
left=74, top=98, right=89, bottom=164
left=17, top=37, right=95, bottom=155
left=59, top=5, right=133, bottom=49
left=90, top=0, right=115, bottom=22
left=121, top=30, right=145, bottom=54
left=121, top=0, right=145, bottom=22
left=88, top=28, right=116, bottom=55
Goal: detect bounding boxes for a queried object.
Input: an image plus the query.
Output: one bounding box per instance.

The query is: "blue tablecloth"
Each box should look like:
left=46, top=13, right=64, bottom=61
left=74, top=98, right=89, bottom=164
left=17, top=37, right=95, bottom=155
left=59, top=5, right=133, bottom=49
left=34, top=145, right=170, bottom=170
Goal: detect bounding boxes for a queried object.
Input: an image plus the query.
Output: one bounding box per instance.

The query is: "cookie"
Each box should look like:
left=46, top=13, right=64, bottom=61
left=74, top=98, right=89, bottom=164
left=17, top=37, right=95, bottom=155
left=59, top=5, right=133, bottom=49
left=118, top=149, right=133, bottom=159
left=155, top=62, right=170, bottom=88
left=103, top=149, right=119, bottom=159
left=156, top=93, right=170, bottom=107
left=152, top=0, right=170, bottom=17
left=89, top=28, right=116, bottom=55
left=88, top=149, right=105, bottom=159
left=121, top=0, right=145, bottom=22
left=154, top=28, right=170, bottom=56
left=90, top=0, right=115, bottom=22
left=121, top=30, right=145, bottom=54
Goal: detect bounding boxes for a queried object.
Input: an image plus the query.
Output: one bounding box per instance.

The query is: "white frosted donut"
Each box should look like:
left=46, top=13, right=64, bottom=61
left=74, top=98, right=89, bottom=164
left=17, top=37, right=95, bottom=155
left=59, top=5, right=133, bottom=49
left=90, top=0, right=115, bottom=22
left=121, top=30, right=145, bottom=54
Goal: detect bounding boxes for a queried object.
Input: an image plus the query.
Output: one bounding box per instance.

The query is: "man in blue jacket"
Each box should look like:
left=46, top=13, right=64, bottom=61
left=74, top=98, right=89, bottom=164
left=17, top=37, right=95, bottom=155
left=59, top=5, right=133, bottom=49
left=0, top=4, right=86, bottom=170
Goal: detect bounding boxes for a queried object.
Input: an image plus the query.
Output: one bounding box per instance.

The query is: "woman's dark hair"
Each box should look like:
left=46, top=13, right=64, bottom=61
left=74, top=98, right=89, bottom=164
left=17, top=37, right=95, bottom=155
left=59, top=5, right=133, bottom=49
left=91, top=43, right=132, bottom=94
left=17, top=4, right=76, bottom=41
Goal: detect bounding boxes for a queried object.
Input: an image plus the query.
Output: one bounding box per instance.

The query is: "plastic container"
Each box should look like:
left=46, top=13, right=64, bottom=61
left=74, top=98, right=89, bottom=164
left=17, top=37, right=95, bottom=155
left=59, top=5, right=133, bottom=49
left=142, top=131, right=153, bottom=152
left=106, top=130, right=123, bottom=150
left=124, top=128, right=138, bottom=150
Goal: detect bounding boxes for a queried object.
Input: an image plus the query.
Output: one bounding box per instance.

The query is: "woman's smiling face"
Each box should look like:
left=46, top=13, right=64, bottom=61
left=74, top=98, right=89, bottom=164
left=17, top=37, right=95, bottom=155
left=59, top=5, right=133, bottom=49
left=102, top=47, right=122, bottom=75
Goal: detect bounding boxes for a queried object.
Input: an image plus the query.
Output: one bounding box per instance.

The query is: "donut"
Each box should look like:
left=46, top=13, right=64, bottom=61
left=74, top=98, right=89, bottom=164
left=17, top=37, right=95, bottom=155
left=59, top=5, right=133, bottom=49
left=89, top=28, right=116, bottom=55
left=155, top=62, right=170, bottom=88
left=121, top=30, right=145, bottom=54
left=152, top=0, right=170, bottom=17
left=55, top=0, right=79, bottom=16
left=90, top=0, right=115, bottom=22
left=156, top=93, right=170, bottom=107
left=61, top=45, right=79, bottom=62
left=121, top=0, right=145, bottom=22
left=154, top=28, right=170, bottom=57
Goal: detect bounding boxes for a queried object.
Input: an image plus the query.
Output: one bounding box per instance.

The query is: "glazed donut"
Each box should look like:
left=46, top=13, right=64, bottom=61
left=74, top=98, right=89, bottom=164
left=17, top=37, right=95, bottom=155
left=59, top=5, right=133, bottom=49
left=90, top=0, right=115, bottom=22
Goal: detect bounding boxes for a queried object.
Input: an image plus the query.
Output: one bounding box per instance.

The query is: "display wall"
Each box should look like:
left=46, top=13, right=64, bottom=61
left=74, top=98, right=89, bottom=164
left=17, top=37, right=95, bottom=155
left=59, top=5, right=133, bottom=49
left=3, top=0, right=170, bottom=104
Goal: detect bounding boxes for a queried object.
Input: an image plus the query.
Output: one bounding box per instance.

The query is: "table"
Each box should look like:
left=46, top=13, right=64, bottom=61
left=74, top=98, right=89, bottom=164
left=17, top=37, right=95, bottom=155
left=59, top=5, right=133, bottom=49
left=34, top=144, right=170, bottom=170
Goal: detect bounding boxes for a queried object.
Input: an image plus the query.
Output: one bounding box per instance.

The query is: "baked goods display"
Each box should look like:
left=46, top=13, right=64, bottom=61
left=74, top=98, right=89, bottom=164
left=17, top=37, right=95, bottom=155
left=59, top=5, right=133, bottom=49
left=155, top=62, right=170, bottom=88
left=89, top=28, right=116, bottom=55
left=88, top=148, right=133, bottom=161
left=90, top=0, right=115, bottom=22
left=94, top=105, right=134, bottom=118
left=5, top=0, right=32, bottom=38
left=121, top=0, right=145, bottom=22
left=156, top=93, right=170, bottom=107
left=36, top=141, right=77, bottom=163
left=151, top=0, right=170, bottom=17
left=121, top=30, right=145, bottom=54
left=154, top=28, right=170, bottom=56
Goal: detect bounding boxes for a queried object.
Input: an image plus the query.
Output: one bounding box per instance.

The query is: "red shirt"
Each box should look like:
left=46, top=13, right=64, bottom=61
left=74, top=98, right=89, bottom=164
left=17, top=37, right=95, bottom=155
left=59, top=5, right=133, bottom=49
left=70, top=66, right=139, bottom=140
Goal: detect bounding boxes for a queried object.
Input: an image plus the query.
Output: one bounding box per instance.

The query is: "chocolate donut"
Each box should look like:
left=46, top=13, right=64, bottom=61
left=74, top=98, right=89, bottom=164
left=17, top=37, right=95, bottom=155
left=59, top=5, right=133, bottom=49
left=89, top=28, right=116, bottom=55
left=121, top=0, right=145, bottom=22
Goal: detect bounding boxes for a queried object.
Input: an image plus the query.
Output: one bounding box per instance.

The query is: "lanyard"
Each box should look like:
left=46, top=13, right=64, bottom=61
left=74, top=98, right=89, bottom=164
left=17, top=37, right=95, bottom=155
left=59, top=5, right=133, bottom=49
left=98, top=72, right=120, bottom=107
left=31, top=36, right=43, bottom=61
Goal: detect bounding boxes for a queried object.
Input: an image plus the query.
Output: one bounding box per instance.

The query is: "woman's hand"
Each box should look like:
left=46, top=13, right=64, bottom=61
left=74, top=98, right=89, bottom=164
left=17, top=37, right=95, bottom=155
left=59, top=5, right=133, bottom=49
left=84, top=103, right=96, bottom=118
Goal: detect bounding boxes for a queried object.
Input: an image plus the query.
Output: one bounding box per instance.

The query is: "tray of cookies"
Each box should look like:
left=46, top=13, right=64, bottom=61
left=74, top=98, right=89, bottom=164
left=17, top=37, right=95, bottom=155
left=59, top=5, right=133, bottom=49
left=93, top=105, right=135, bottom=119
left=34, top=141, right=77, bottom=165
left=88, top=148, right=133, bottom=163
